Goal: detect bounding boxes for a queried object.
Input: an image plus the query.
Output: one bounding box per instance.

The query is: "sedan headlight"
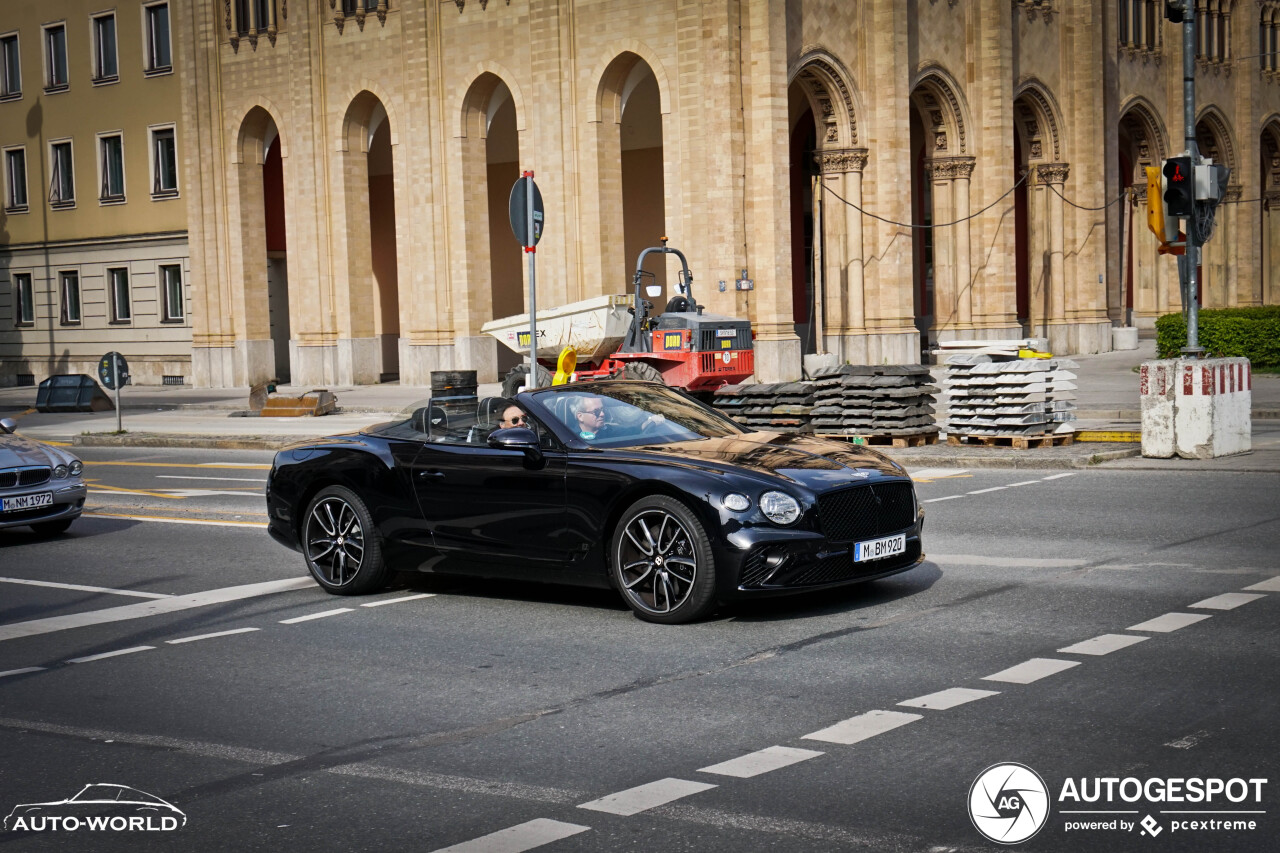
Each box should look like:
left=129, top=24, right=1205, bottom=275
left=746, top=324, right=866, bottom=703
left=759, top=491, right=800, bottom=525
left=69, top=460, right=83, bottom=477
left=52, top=464, right=69, bottom=479
left=722, top=493, right=751, bottom=512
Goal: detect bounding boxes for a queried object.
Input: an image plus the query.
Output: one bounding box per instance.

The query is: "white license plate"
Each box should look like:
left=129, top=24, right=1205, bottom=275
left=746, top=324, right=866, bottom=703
left=853, top=533, right=906, bottom=562
left=2, top=492, right=53, bottom=513
left=716, top=329, right=736, bottom=338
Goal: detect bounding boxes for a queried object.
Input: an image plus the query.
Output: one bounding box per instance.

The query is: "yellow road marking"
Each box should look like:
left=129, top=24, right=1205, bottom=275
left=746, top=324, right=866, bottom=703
left=84, top=479, right=185, bottom=500
left=83, top=511, right=268, bottom=528
left=83, top=461, right=272, bottom=470
left=911, top=474, right=973, bottom=483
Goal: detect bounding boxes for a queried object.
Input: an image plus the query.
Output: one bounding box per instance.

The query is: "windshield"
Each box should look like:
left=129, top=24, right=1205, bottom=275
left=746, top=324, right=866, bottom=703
left=533, top=383, right=746, bottom=448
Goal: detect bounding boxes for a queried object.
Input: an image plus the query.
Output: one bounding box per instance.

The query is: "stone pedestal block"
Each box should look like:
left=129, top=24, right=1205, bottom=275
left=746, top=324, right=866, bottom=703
left=1112, top=327, right=1139, bottom=350
left=753, top=338, right=803, bottom=383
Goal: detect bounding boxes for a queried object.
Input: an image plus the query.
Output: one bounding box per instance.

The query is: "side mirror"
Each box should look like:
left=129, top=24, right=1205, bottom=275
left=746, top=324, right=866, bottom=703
left=645, top=284, right=662, bottom=298
left=487, top=426, right=541, bottom=453
left=0, top=418, right=16, bottom=435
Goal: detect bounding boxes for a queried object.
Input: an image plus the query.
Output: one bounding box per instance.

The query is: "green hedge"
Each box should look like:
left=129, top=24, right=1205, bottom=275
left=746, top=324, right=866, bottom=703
left=1155, top=306, right=1280, bottom=366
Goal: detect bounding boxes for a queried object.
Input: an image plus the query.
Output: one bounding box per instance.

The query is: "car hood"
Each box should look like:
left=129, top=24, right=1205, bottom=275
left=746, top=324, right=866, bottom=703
left=608, top=431, right=908, bottom=490
left=0, top=435, right=75, bottom=470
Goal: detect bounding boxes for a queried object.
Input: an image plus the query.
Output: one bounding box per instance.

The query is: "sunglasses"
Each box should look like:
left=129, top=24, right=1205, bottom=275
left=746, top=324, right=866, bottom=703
left=581, top=407, right=604, bottom=417
left=505, top=415, right=528, bottom=425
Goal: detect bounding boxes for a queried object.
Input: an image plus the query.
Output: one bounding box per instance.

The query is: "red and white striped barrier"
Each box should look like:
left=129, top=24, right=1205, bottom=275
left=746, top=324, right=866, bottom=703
left=1140, top=357, right=1252, bottom=458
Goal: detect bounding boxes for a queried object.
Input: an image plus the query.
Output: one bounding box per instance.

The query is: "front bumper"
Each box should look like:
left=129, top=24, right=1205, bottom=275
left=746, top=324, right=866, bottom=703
left=0, top=482, right=87, bottom=530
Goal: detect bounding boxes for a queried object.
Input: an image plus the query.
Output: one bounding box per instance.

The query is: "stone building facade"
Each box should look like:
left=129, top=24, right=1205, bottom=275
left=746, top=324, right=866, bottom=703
left=174, top=0, right=1280, bottom=388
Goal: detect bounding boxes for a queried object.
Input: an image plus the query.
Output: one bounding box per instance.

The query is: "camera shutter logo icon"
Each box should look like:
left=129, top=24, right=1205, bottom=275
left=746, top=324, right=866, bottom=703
left=968, top=763, right=1051, bottom=844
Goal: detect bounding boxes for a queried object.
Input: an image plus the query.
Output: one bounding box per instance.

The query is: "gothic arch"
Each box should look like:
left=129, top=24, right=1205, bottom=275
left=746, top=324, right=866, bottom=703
left=587, top=40, right=672, bottom=123
left=788, top=48, right=862, bottom=148
left=1013, top=79, right=1064, bottom=163
left=454, top=63, right=527, bottom=139
left=233, top=102, right=286, bottom=164
left=335, top=81, right=401, bottom=150
left=1118, top=96, right=1169, bottom=185
left=910, top=63, right=971, bottom=155
left=1261, top=115, right=1280, bottom=185
left=1196, top=106, right=1237, bottom=169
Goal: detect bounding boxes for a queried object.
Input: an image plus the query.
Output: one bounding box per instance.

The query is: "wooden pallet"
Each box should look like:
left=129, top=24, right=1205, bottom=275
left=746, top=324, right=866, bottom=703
left=946, top=432, right=1075, bottom=449
left=816, top=432, right=939, bottom=448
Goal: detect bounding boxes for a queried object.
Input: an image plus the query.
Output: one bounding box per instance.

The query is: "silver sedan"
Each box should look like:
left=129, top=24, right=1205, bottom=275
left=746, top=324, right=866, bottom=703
left=0, top=417, right=87, bottom=535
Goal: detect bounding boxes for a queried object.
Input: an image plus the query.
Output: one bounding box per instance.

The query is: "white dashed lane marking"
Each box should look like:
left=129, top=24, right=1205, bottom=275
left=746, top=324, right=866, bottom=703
left=1188, top=593, right=1267, bottom=610
left=0, top=667, right=44, bottom=678
left=1057, top=634, right=1150, bottom=656
left=897, top=687, right=1000, bottom=710
left=361, top=593, right=436, bottom=607
left=279, top=608, right=353, bottom=625
left=166, top=627, right=261, bottom=645
left=967, top=487, right=1007, bottom=495
left=802, top=709, right=922, bottom=745
left=66, top=646, right=155, bottom=664
left=428, top=818, right=591, bottom=853
left=1243, top=577, right=1280, bottom=592
left=578, top=778, right=717, bottom=816
left=982, top=658, right=1080, bottom=684
left=698, top=746, right=824, bottom=779
left=1127, top=612, right=1213, bottom=632
left=921, top=495, right=965, bottom=503
left=0, top=577, right=173, bottom=600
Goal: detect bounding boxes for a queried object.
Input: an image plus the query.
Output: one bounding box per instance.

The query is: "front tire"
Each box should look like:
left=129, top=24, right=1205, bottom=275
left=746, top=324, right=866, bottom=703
left=502, top=364, right=552, bottom=398
left=610, top=495, right=717, bottom=624
left=622, top=361, right=665, bottom=384
left=302, top=486, right=389, bottom=595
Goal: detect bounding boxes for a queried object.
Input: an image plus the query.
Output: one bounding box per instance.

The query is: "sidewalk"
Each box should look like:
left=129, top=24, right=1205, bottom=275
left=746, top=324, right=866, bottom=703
left=2, top=342, right=1277, bottom=471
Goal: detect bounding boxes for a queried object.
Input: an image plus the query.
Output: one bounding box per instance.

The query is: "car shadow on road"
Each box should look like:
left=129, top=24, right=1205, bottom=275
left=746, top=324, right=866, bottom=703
left=720, top=560, right=943, bottom=623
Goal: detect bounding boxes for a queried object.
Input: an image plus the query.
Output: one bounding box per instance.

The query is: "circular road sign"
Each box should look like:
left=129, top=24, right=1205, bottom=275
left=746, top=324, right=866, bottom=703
left=98, top=352, right=130, bottom=391
left=509, top=176, right=544, bottom=248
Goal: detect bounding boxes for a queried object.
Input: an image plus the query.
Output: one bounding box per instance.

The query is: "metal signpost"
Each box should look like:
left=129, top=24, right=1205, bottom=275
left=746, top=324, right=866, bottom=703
left=98, top=351, right=129, bottom=432
left=509, top=172, right=545, bottom=388
left=1178, top=2, right=1203, bottom=356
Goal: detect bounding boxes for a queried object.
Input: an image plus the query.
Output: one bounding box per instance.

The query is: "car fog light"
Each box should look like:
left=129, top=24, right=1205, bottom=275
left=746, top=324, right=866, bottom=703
left=52, top=464, right=68, bottom=479
left=723, top=493, right=750, bottom=512
left=69, top=460, right=83, bottom=476
left=760, top=491, right=800, bottom=525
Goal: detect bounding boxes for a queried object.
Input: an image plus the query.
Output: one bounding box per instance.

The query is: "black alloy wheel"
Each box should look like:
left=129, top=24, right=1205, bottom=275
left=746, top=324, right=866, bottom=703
left=302, top=485, right=389, bottom=595
left=611, top=495, right=716, bottom=624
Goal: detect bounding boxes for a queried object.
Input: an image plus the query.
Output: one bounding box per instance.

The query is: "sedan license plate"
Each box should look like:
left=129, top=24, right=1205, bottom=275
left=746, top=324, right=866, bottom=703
left=853, top=533, right=906, bottom=563
left=2, top=492, right=53, bottom=513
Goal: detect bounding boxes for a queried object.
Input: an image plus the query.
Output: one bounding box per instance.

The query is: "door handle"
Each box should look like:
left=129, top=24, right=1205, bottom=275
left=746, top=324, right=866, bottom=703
left=418, top=470, right=446, bottom=479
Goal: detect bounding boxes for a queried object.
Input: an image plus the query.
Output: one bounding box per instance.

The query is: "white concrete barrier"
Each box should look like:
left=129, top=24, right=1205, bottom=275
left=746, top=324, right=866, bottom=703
left=1111, top=326, right=1139, bottom=350
left=1141, top=357, right=1251, bottom=459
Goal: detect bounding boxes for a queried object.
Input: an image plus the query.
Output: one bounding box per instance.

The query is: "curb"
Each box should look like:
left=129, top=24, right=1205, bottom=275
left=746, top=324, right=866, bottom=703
left=73, top=433, right=306, bottom=450
left=882, top=445, right=1143, bottom=469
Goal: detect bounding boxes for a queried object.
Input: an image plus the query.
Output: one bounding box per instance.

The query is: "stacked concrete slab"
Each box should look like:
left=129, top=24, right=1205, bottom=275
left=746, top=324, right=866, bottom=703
left=712, top=381, right=814, bottom=433
left=808, top=365, right=940, bottom=437
left=943, top=355, right=1078, bottom=437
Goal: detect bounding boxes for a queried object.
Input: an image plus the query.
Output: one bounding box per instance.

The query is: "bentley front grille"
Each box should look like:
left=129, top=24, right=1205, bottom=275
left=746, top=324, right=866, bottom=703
left=816, top=482, right=916, bottom=542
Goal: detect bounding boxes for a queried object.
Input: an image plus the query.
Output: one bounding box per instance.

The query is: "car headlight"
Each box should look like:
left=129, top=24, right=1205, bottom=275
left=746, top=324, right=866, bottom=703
left=759, top=491, right=800, bottom=525
left=69, top=460, right=83, bottom=477
left=722, top=493, right=751, bottom=512
left=52, top=464, right=68, bottom=479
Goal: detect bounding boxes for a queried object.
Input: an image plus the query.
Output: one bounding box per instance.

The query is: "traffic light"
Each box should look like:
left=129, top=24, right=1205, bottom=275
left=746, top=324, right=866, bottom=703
left=1146, top=166, right=1183, bottom=253
left=1162, top=156, right=1194, bottom=218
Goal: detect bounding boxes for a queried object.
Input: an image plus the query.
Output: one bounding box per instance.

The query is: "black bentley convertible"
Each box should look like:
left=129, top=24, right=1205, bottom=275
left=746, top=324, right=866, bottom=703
left=266, top=381, right=924, bottom=623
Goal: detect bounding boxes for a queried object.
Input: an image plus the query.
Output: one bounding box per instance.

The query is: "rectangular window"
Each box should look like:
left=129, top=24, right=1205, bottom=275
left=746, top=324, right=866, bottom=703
left=4, top=147, right=26, bottom=210
left=99, top=134, right=124, bottom=201
left=49, top=141, right=74, bottom=207
left=342, top=0, right=357, bottom=14
left=235, top=0, right=251, bottom=35
left=151, top=127, right=178, bottom=197
left=144, top=3, right=171, bottom=73
left=44, top=23, right=68, bottom=90
left=1, top=33, right=20, bottom=99
left=254, top=0, right=271, bottom=31
left=109, top=268, right=131, bottom=322
left=93, top=13, right=118, bottom=82
left=161, top=264, right=184, bottom=321
left=14, top=273, right=34, bottom=325
left=60, top=271, right=81, bottom=325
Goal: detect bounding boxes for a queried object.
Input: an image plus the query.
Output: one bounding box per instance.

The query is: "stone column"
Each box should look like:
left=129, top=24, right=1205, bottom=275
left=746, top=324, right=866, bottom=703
left=1037, top=163, right=1070, bottom=348
left=924, top=157, right=975, bottom=340
left=952, top=158, right=975, bottom=328
left=814, top=148, right=869, bottom=342
left=1267, top=190, right=1280, bottom=306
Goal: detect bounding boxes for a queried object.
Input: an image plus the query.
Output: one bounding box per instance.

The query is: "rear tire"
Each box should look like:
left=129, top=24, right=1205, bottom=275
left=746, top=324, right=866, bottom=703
left=610, top=495, right=717, bottom=624
left=622, top=362, right=665, bottom=384
left=501, top=364, right=552, bottom=398
left=302, top=486, right=390, bottom=595
left=30, top=518, right=74, bottom=536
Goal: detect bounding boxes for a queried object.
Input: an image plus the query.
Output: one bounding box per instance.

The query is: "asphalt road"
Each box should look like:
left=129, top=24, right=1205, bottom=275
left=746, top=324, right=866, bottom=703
left=0, top=447, right=1276, bottom=852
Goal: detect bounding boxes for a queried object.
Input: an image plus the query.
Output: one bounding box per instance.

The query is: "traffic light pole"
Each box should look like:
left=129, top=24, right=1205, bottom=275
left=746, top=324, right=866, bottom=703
left=1180, top=3, right=1204, bottom=356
